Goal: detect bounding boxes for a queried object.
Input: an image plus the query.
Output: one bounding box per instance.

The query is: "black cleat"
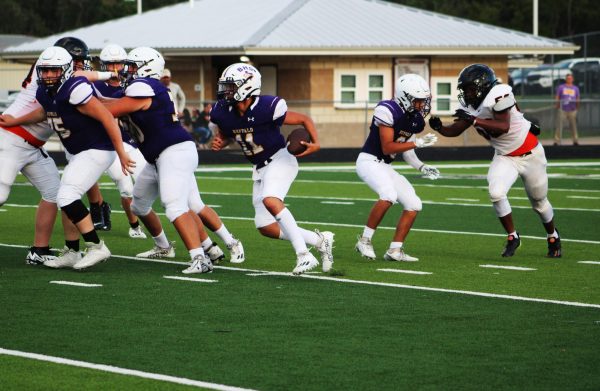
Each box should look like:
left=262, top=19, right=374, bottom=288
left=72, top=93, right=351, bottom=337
left=25, top=246, right=56, bottom=265
left=547, top=232, right=562, bottom=258
left=100, top=202, right=112, bottom=231
left=501, top=233, right=521, bottom=257
left=90, top=203, right=104, bottom=230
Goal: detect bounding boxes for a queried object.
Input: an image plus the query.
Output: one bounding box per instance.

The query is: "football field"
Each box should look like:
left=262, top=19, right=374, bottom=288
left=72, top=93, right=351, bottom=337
left=1, top=159, right=599, bottom=390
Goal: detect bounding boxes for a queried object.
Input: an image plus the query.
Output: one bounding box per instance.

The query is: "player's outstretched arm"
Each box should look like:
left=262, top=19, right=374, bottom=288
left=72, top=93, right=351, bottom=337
left=103, top=97, right=151, bottom=118
left=429, top=115, right=469, bottom=137
left=0, top=107, right=46, bottom=127
left=284, top=111, right=320, bottom=157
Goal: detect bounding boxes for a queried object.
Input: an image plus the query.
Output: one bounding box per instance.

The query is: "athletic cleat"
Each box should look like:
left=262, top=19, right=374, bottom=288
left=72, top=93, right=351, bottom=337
left=73, top=241, right=111, bottom=270
left=383, top=248, right=419, bottom=262
left=90, top=203, right=104, bottom=231
left=100, top=202, right=112, bottom=231
left=128, top=226, right=147, bottom=239
left=227, top=238, right=245, bottom=263
left=44, top=247, right=82, bottom=269
left=205, top=242, right=225, bottom=264
left=292, top=251, right=319, bottom=275
left=501, top=233, right=521, bottom=257
left=315, top=229, right=335, bottom=272
left=182, top=254, right=213, bottom=274
left=355, top=235, right=376, bottom=260
left=25, top=247, right=56, bottom=265
left=136, top=241, right=175, bottom=259
left=547, top=231, right=562, bottom=258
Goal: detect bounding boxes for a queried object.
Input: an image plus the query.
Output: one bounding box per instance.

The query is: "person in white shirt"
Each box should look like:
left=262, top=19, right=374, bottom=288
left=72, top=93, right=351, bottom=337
left=160, top=68, right=186, bottom=117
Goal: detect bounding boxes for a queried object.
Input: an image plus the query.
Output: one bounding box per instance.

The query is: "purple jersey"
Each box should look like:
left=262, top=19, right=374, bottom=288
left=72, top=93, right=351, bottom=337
left=210, top=96, right=286, bottom=165
left=361, top=100, right=425, bottom=163
left=124, top=78, right=192, bottom=163
left=36, top=76, right=114, bottom=155
left=92, top=81, right=124, bottom=99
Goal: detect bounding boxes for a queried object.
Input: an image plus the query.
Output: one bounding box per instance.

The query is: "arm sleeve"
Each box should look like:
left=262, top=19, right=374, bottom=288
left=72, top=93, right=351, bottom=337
left=69, top=82, right=94, bottom=105
left=401, top=135, right=424, bottom=170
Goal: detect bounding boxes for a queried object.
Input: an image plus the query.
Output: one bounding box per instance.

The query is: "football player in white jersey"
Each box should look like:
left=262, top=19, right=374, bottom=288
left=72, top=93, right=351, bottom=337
left=429, top=64, right=561, bottom=258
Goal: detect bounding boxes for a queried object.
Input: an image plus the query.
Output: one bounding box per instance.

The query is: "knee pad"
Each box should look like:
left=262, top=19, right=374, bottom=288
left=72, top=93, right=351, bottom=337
left=488, top=185, right=508, bottom=204
left=131, top=199, right=152, bottom=217
left=377, top=186, right=398, bottom=204
left=164, top=201, right=188, bottom=223
left=493, top=199, right=512, bottom=217
left=188, top=193, right=205, bottom=214
left=403, top=196, right=422, bottom=212
left=116, top=176, right=134, bottom=198
left=532, top=197, right=554, bottom=223
left=61, top=199, right=89, bottom=224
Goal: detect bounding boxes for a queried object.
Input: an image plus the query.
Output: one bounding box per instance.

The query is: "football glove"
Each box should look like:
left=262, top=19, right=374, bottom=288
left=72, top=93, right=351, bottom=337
left=420, top=165, right=440, bottom=180
left=428, top=116, right=442, bottom=131
left=453, top=109, right=475, bottom=124
left=414, top=133, right=438, bottom=148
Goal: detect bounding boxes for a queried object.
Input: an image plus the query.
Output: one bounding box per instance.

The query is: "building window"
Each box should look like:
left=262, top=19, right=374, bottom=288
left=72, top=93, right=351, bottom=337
left=431, top=77, right=458, bottom=115
left=334, top=69, right=391, bottom=108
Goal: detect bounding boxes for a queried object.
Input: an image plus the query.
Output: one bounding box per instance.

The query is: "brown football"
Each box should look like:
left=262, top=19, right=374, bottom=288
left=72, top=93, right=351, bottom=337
left=286, top=127, right=311, bottom=155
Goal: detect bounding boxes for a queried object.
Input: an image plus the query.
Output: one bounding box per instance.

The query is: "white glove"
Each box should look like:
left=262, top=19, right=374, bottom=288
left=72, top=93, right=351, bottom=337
left=420, top=164, right=440, bottom=180
left=414, top=133, right=438, bottom=148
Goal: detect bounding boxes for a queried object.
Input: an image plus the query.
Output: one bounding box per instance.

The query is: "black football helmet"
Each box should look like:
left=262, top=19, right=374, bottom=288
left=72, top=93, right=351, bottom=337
left=54, top=37, right=91, bottom=70
left=457, top=64, right=498, bottom=109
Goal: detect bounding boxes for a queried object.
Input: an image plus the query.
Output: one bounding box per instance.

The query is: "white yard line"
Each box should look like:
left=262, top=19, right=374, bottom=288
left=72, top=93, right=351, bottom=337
left=50, top=281, right=102, bottom=287
left=567, top=195, right=600, bottom=200
left=446, top=198, right=479, bottom=202
left=163, top=275, right=217, bottom=283
left=0, top=348, right=256, bottom=391
left=578, top=261, right=600, bottom=265
left=377, top=268, right=432, bottom=275
left=321, top=201, right=355, bottom=205
left=479, top=264, right=537, bottom=271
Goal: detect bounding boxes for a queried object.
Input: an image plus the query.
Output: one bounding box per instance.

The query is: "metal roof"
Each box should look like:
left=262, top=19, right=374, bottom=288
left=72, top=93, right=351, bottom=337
left=1, top=0, right=576, bottom=58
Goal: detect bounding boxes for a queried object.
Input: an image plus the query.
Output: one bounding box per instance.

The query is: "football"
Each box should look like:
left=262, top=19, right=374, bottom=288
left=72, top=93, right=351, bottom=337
left=286, top=127, right=311, bottom=155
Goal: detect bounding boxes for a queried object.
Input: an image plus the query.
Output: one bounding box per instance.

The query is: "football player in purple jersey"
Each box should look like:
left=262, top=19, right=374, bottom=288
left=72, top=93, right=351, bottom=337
left=0, top=46, right=135, bottom=270
left=210, top=63, right=335, bottom=275
left=355, top=74, right=438, bottom=262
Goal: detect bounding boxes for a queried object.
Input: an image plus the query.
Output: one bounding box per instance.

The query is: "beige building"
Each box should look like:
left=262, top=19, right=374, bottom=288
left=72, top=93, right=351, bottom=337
left=1, top=0, right=576, bottom=147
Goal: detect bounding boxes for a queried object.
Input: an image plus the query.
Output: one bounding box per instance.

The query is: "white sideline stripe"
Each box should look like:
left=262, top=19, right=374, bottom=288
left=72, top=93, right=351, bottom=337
left=567, top=195, right=600, bottom=200
left=163, top=275, right=217, bottom=283
left=0, top=209, right=6, bottom=212
left=0, top=348, right=256, bottom=391
left=578, top=261, right=600, bottom=265
left=479, top=264, right=537, bottom=271
left=446, top=197, right=479, bottom=202
left=377, top=268, right=432, bottom=275
left=321, top=201, right=355, bottom=205
left=1, top=243, right=599, bottom=309
left=50, top=281, right=102, bottom=287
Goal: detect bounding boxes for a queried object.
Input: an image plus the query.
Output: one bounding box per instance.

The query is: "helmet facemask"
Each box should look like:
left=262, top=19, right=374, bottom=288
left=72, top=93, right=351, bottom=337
left=217, top=63, right=261, bottom=104
left=457, top=64, right=498, bottom=109
left=394, top=74, right=432, bottom=118
left=37, top=64, right=71, bottom=92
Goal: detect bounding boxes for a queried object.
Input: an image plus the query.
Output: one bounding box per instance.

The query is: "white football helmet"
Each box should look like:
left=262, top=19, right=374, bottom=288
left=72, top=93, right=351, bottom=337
left=126, top=47, right=165, bottom=80
left=394, top=74, right=431, bottom=117
left=36, top=46, right=73, bottom=91
left=217, top=63, right=261, bottom=103
left=99, top=43, right=127, bottom=70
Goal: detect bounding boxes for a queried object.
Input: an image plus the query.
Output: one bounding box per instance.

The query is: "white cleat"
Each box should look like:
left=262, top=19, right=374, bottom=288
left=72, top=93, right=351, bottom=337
left=355, top=235, right=376, bottom=260
left=44, top=247, right=82, bottom=269
left=315, top=230, right=335, bottom=272
left=182, top=254, right=213, bottom=274
left=227, top=238, right=245, bottom=264
left=205, top=242, right=225, bottom=264
left=73, top=241, right=111, bottom=270
left=136, top=241, right=175, bottom=259
left=292, top=251, right=319, bottom=275
left=383, top=248, right=419, bottom=262
left=128, top=226, right=147, bottom=239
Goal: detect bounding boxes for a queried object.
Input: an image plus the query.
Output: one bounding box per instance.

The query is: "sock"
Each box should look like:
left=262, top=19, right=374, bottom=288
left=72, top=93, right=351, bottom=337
left=278, top=228, right=320, bottom=246
left=547, top=230, right=559, bottom=239
left=189, top=247, right=204, bottom=260
left=509, top=231, right=518, bottom=238
left=390, top=241, right=403, bottom=250
left=32, top=246, right=51, bottom=255
left=275, top=208, right=308, bottom=254
left=153, top=230, right=170, bottom=248
left=82, top=230, right=100, bottom=244
left=201, top=237, right=213, bottom=251
left=129, top=220, right=139, bottom=229
left=362, top=227, right=375, bottom=240
left=214, top=225, right=234, bottom=246
left=66, top=240, right=80, bottom=252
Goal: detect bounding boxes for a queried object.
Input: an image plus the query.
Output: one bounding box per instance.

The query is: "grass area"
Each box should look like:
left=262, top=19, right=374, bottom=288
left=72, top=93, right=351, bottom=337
left=1, top=160, right=599, bottom=390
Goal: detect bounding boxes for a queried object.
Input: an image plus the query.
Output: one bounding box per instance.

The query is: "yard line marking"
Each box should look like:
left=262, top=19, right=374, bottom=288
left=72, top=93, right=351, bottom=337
left=446, top=197, right=479, bottom=202
left=511, top=196, right=530, bottom=200
left=578, top=261, right=600, bottom=265
left=50, top=281, right=102, bottom=287
left=479, top=264, right=537, bottom=271
left=567, top=195, right=600, bottom=200
left=377, top=268, right=432, bottom=275
left=163, top=275, right=217, bottom=283
left=0, top=209, right=6, bottom=212
left=1, top=243, right=598, bottom=309
left=0, top=348, right=256, bottom=391
left=321, top=201, right=355, bottom=205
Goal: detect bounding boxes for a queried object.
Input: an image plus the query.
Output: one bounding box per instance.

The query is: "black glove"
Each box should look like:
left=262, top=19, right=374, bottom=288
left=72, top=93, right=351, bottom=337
left=453, top=109, right=475, bottom=124
left=428, top=116, right=442, bottom=131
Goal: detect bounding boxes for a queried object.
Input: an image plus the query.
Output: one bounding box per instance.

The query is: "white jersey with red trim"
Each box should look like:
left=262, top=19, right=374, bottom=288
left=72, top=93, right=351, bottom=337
left=2, top=63, right=53, bottom=142
left=461, top=84, right=531, bottom=155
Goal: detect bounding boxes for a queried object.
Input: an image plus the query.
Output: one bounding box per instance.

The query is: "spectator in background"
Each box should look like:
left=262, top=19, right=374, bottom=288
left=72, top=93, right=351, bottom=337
left=554, top=74, right=580, bottom=146
left=192, top=103, right=213, bottom=148
left=160, top=68, right=186, bottom=117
